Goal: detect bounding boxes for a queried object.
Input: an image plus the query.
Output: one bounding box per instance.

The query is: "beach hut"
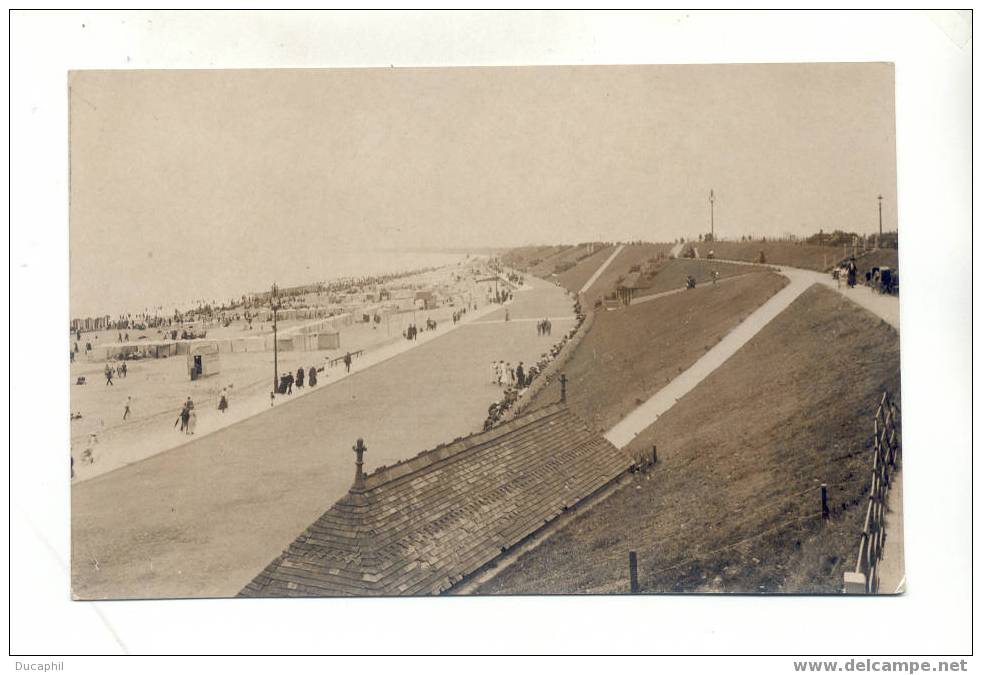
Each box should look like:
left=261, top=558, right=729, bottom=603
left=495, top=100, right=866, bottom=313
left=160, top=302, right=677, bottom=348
left=317, top=332, right=341, bottom=350
left=187, top=343, right=220, bottom=381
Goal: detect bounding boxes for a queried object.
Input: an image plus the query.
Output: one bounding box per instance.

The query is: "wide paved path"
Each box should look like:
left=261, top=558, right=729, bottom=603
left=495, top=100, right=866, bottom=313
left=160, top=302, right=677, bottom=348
left=72, top=275, right=574, bottom=599
left=605, top=262, right=900, bottom=444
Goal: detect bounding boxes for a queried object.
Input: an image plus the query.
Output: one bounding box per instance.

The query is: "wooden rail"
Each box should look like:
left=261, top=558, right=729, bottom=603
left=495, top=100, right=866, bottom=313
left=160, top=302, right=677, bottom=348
left=327, top=350, right=364, bottom=368
left=844, top=391, right=901, bottom=593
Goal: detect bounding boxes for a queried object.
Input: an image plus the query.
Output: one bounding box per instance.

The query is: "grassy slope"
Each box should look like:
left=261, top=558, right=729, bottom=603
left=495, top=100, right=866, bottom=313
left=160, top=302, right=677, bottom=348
left=578, top=243, right=674, bottom=307
left=482, top=285, right=900, bottom=595
left=709, top=241, right=845, bottom=272
left=853, top=249, right=900, bottom=277
left=527, top=272, right=788, bottom=433
left=528, top=245, right=579, bottom=277
left=634, top=259, right=769, bottom=297
left=500, top=246, right=558, bottom=271
left=554, top=246, right=615, bottom=293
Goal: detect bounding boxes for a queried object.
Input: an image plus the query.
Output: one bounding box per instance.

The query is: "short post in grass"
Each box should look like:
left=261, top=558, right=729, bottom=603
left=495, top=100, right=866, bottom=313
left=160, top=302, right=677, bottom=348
left=629, top=551, right=639, bottom=594
left=821, top=483, right=830, bottom=521
left=652, top=445, right=658, bottom=465
left=560, top=373, right=568, bottom=403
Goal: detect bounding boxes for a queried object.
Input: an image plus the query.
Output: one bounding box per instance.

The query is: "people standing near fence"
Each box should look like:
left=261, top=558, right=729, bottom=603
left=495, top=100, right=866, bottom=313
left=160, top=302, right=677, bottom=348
left=516, top=362, right=525, bottom=388
left=344, top=352, right=352, bottom=373
left=308, top=366, right=317, bottom=387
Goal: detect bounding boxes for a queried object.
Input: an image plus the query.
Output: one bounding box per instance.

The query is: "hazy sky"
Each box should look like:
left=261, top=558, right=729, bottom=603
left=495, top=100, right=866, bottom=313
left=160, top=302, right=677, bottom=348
left=70, top=64, right=897, bottom=316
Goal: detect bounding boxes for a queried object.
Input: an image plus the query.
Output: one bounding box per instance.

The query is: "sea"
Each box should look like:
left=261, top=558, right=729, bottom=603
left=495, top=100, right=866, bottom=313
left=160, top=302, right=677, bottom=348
left=71, top=249, right=478, bottom=321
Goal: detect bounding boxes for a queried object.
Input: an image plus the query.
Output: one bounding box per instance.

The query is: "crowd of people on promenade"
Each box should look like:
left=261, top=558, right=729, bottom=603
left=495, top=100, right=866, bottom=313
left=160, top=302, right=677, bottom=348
left=277, top=365, right=320, bottom=395
left=482, top=299, right=585, bottom=431
left=403, top=319, right=442, bottom=341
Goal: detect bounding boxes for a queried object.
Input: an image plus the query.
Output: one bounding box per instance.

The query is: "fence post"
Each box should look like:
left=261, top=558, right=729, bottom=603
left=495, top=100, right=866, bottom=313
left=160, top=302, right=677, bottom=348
left=843, top=571, right=867, bottom=594
left=629, top=551, right=639, bottom=594
left=652, top=445, right=658, bottom=465
left=821, top=483, right=830, bottom=521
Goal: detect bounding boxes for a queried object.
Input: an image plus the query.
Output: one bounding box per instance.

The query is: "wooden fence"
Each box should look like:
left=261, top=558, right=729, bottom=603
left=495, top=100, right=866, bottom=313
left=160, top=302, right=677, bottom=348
left=844, top=391, right=901, bottom=594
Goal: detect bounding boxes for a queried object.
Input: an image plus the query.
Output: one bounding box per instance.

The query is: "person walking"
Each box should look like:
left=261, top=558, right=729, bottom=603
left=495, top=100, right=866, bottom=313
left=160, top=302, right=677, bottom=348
left=123, top=396, right=132, bottom=421
left=308, top=366, right=318, bottom=387
left=344, top=352, right=352, bottom=373
left=104, top=365, right=114, bottom=386
left=218, top=388, right=229, bottom=413
left=286, top=371, right=294, bottom=394
left=516, top=362, right=525, bottom=388
left=296, top=367, right=305, bottom=389
left=175, top=398, right=191, bottom=432
left=187, top=408, right=197, bottom=435
left=121, top=362, right=127, bottom=378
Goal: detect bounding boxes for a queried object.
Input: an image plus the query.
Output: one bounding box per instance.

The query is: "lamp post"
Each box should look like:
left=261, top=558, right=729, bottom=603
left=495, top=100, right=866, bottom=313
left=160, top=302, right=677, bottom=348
left=709, top=189, right=715, bottom=241
left=877, top=194, right=883, bottom=249
left=271, top=282, right=281, bottom=394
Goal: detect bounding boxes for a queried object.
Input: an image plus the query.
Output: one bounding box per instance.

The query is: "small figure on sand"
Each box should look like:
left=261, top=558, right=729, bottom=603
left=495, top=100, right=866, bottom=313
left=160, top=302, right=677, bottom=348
left=175, top=397, right=194, bottom=433
left=104, top=365, right=114, bottom=386
left=218, top=388, right=229, bottom=413
left=123, top=396, right=132, bottom=421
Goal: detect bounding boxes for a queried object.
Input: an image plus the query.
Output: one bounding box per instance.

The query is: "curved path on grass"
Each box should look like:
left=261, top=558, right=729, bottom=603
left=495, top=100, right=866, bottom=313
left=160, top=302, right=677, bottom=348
left=605, top=261, right=898, bottom=447
left=602, top=257, right=901, bottom=593
left=71, top=273, right=575, bottom=599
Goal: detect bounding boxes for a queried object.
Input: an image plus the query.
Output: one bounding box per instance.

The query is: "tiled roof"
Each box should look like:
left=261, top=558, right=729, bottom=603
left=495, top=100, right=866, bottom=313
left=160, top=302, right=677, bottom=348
left=240, top=403, right=630, bottom=597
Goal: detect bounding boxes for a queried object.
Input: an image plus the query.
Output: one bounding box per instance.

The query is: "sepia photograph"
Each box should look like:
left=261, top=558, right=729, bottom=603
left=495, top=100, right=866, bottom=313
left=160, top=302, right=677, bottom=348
left=69, top=63, right=902, bottom=599
left=9, top=8, right=973, bottom=661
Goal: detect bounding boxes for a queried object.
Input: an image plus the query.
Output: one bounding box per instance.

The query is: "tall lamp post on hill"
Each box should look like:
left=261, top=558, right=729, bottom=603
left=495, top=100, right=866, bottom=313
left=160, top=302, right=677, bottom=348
left=709, top=189, right=716, bottom=241
left=877, top=194, right=883, bottom=249
left=271, top=282, right=281, bottom=394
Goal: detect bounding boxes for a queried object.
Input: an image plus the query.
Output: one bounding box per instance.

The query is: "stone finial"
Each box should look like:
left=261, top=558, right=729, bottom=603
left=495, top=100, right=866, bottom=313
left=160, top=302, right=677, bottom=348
left=353, top=438, right=367, bottom=488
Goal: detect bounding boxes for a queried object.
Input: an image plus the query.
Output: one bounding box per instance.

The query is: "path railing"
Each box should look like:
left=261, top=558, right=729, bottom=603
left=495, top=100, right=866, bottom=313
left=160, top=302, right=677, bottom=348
left=844, top=391, right=901, bottom=594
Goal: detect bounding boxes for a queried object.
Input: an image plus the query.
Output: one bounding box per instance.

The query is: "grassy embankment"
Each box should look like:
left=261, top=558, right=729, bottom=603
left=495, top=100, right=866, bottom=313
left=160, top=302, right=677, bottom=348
left=481, top=284, right=900, bottom=594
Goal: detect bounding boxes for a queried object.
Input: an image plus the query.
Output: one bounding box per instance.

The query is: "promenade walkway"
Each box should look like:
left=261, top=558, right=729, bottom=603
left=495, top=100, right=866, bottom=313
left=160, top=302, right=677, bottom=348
left=72, top=274, right=575, bottom=599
